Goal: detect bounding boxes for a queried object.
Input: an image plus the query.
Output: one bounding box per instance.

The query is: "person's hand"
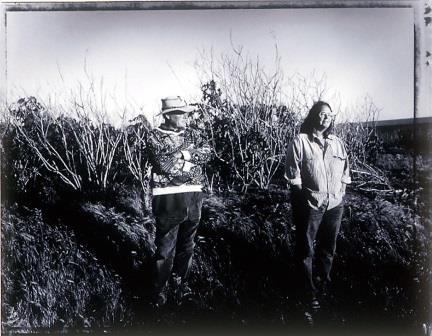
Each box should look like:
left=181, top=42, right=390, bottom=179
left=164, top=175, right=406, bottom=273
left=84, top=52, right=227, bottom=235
left=174, top=159, right=185, bottom=170
left=173, top=152, right=185, bottom=169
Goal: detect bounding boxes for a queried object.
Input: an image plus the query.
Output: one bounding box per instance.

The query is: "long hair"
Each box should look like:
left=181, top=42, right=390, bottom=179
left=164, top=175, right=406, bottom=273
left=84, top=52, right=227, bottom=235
left=300, top=101, right=334, bottom=137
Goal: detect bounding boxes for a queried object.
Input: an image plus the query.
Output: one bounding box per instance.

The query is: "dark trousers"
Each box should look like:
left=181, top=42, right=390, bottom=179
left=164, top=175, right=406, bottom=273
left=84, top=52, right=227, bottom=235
left=291, top=191, right=344, bottom=298
left=152, top=192, right=203, bottom=298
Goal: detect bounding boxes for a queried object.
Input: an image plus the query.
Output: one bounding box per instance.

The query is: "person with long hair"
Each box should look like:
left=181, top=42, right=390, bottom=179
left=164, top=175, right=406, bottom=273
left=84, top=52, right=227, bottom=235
left=285, top=101, right=351, bottom=320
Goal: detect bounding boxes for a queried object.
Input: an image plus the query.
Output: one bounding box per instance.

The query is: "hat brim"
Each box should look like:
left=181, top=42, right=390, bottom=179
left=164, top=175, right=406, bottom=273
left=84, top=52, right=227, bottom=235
left=157, top=105, right=196, bottom=116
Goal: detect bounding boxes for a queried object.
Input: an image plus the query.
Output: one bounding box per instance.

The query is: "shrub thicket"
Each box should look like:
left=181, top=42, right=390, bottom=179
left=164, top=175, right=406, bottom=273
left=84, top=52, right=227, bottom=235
left=3, top=81, right=389, bottom=198
left=197, top=80, right=299, bottom=192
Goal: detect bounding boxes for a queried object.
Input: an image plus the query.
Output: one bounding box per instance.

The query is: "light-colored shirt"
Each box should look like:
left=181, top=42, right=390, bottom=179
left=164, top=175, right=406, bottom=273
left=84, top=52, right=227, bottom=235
left=285, top=133, right=351, bottom=210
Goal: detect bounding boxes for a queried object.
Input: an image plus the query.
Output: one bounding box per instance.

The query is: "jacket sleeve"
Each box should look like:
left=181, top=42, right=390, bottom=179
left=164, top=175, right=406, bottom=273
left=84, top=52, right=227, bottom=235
left=145, top=129, right=183, bottom=177
left=341, top=141, right=352, bottom=184
left=284, top=135, right=303, bottom=185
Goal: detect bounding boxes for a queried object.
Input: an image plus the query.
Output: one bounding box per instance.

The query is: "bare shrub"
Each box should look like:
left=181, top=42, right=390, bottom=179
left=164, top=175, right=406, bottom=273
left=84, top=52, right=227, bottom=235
left=284, top=71, right=339, bottom=119
left=122, top=114, right=152, bottom=200
left=7, top=93, right=123, bottom=192
left=1, top=99, right=43, bottom=194
left=336, top=96, right=391, bottom=193
left=64, top=97, right=122, bottom=190
left=8, top=97, right=83, bottom=190
left=196, top=48, right=300, bottom=192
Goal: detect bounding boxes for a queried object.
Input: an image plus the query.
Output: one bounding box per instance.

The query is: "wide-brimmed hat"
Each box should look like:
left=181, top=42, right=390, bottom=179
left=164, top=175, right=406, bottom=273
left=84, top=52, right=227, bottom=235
left=158, top=96, right=196, bottom=116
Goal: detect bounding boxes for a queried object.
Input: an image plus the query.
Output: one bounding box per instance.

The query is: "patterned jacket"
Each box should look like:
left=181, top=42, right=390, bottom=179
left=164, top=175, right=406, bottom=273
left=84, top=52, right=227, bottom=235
left=146, top=123, right=211, bottom=196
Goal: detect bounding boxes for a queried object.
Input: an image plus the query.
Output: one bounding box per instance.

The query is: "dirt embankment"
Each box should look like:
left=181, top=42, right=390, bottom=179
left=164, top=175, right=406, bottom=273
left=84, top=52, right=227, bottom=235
left=2, top=186, right=430, bottom=334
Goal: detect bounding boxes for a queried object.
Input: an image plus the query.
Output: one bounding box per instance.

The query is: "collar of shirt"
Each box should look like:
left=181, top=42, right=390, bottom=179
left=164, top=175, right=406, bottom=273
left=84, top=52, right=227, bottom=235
left=308, top=133, right=336, bottom=141
left=307, top=133, right=339, bottom=155
left=308, top=133, right=329, bottom=147
left=156, top=126, right=185, bottom=135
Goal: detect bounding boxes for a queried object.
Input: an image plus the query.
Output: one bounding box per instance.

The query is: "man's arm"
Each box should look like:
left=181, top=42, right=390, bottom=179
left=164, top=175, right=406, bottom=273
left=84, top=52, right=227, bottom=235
left=146, top=129, right=184, bottom=177
left=340, top=140, right=351, bottom=194
left=341, top=141, right=352, bottom=185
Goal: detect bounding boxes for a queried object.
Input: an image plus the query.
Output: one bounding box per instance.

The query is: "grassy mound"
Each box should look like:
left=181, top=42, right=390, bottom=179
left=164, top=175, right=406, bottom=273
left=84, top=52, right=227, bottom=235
left=1, top=206, right=130, bottom=332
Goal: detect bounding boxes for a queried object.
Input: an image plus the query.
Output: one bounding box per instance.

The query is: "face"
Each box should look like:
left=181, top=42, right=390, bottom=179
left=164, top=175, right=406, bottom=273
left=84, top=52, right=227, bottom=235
left=167, top=112, right=190, bottom=129
left=316, top=105, right=334, bottom=130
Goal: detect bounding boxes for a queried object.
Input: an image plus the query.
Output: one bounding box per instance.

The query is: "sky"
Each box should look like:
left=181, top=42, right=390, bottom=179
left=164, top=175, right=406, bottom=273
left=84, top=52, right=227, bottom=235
left=5, top=7, right=416, bottom=123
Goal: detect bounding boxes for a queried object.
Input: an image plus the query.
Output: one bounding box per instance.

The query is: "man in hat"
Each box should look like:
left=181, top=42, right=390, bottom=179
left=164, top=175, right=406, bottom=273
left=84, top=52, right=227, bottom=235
left=145, top=96, right=211, bottom=307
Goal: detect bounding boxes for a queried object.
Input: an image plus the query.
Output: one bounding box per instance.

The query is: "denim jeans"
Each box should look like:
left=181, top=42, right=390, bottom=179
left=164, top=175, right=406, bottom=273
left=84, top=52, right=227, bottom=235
left=151, top=192, right=203, bottom=300
left=291, top=190, right=344, bottom=298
